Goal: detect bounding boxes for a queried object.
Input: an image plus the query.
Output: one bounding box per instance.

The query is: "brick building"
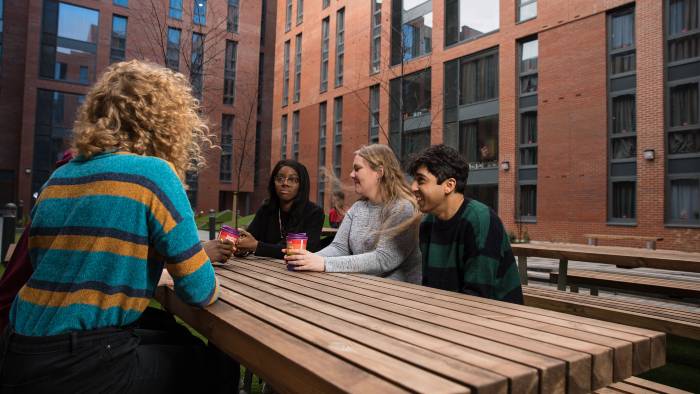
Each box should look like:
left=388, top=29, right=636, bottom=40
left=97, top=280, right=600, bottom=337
left=272, top=0, right=700, bottom=252
left=0, top=0, right=276, bottom=217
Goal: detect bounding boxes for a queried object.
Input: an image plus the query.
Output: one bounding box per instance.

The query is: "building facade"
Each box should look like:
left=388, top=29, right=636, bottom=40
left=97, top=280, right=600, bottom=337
left=0, top=0, right=276, bottom=217
left=272, top=0, right=700, bottom=252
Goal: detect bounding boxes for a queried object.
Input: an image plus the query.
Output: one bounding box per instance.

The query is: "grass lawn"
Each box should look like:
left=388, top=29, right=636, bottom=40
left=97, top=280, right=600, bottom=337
left=196, top=210, right=332, bottom=232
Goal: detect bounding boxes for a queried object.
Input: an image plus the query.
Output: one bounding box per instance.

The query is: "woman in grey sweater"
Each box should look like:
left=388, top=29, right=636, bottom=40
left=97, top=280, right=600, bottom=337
left=285, top=144, right=422, bottom=284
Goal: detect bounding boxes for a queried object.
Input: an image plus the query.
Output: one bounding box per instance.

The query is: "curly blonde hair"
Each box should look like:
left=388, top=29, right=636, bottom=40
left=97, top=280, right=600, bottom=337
left=72, top=60, right=211, bottom=179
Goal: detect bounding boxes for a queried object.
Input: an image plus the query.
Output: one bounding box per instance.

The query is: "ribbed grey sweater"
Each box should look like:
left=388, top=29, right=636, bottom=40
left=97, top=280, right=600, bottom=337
left=318, top=199, right=422, bottom=284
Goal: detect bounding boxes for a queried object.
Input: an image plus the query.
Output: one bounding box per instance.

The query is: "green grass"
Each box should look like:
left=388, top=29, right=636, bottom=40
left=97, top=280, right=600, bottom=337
left=196, top=211, right=333, bottom=232
left=639, top=335, right=700, bottom=392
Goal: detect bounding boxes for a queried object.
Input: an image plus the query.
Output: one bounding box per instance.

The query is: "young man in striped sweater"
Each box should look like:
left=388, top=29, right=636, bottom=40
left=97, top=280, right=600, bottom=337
left=407, top=145, right=524, bottom=304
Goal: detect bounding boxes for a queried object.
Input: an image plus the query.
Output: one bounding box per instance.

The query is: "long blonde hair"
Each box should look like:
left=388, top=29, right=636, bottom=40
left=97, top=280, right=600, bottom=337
left=72, top=60, right=211, bottom=179
left=355, top=144, right=417, bottom=210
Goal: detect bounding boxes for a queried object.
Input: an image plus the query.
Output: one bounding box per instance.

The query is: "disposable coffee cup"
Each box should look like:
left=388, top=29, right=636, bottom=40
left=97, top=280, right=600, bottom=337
left=219, top=225, right=240, bottom=244
left=286, top=233, right=308, bottom=271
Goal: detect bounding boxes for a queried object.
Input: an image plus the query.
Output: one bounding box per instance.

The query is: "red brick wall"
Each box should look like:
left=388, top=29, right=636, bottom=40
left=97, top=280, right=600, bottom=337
left=272, top=0, right=700, bottom=252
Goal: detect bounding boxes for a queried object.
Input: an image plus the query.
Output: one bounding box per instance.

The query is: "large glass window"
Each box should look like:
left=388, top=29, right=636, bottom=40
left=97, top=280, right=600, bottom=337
left=466, top=184, right=497, bottom=212
left=223, top=40, right=237, bottom=105
left=169, top=0, right=182, bottom=20
left=220, top=114, right=234, bottom=182
left=110, top=15, right=127, bottom=63
left=320, top=17, right=329, bottom=92
left=32, top=90, right=84, bottom=196
left=292, top=111, right=300, bottom=159
left=517, top=38, right=538, bottom=221
left=390, top=68, right=431, bottom=160
left=323, top=0, right=329, bottom=9
left=283, top=40, right=290, bottom=106
left=191, top=33, right=204, bottom=99
left=520, top=39, right=538, bottom=94
left=40, top=1, right=99, bottom=85
left=401, top=69, right=431, bottom=118
left=227, top=0, right=239, bottom=33
left=335, top=8, right=345, bottom=87
left=294, top=34, right=302, bottom=103
left=333, top=97, right=343, bottom=176
left=193, top=0, right=206, bottom=25
left=166, top=27, right=181, bottom=71
left=296, top=0, right=303, bottom=25
left=609, top=7, right=637, bottom=222
left=518, top=0, right=536, bottom=22
left=445, top=0, right=499, bottom=46
left=391, top=0, right=432, bottom=65
left=369, top=85, right=380, bottom=144
left=281, top=115, right=288, bottom=159
left=669, top=178, right=700, bottom=222
left=458, top=116, right=498, bottom=168
left=285, top=0, right=292, bottom=31
left=460, top=52, right=498, bottom=105
left=520, top=112, right=537, bottom=165
left=371, top=0, right=382, bottom=74
left=668, top=0, right=700, bottom=63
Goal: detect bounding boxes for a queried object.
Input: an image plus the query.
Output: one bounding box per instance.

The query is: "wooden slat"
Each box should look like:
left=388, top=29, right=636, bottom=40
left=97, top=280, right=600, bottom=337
left=234, top=260, right=600, bottom=393
left=523, top=288, right=699, bottom=341
left=607, top=381, right=659, bottom=394
left=511, top=242, right=700, bottom=272
left=583, top=234, right=663, bottom=242
left=220, top=265, right=566, bottom=393
left=623, top=377, right=692, bottom=394
left=329, top=272, right=657, bottom=376
left=154, top=287, right=409, bottom=394
left=550, top=270, right=700, bottom=298
left=326, top=269, right=666, bottom=371
left=217, top=274, right=511, bottom=394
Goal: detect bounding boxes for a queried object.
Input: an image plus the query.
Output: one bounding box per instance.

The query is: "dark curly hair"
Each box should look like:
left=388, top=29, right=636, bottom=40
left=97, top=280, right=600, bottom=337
left=406, top=144, right=469, bottom=194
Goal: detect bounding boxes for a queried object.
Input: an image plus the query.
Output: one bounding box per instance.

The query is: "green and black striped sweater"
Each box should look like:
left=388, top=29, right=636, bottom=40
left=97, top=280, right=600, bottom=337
left=419, top=198, right=524, bottom=304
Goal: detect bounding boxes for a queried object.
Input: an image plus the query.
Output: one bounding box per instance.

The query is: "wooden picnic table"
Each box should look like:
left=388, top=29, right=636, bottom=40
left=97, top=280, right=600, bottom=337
left=155, top=256, right=666, bottom=394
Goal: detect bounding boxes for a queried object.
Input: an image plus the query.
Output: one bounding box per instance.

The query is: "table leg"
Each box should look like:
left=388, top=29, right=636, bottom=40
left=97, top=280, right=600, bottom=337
left=557, top=258, right=568, bottom=291
left=517, top=256, right=528, bottom=285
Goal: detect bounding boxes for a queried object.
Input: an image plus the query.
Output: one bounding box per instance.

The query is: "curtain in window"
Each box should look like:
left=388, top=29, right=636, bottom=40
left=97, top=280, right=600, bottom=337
left=519, top=185, right=536, bottom=217
left=611, top=52, right=636, bottom=74
left=460, top=55, right=496, bottom=105
left=669, top=130, right=700, bottom=154
left=612, top=95, right=636, bottom=134
left=669, top=0, right=699, bottom=35
left=671, top=84, right=699, bottom=127
left=520, top=113, right=537, bottom=144
left=612, top=181, right=636, bottom=219
left=669, top=34, right=700, bottom=62
left=611, top=12, right=634, bottom=49
left=459, top=122, right=479, bottom=163
left=612, top=138, right=636, bottom=159
left=670, top=179, right=700, bottom=221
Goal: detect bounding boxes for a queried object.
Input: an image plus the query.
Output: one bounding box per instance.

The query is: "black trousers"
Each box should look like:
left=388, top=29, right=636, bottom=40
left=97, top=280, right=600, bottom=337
left=0, top=308, right=239, bottom=394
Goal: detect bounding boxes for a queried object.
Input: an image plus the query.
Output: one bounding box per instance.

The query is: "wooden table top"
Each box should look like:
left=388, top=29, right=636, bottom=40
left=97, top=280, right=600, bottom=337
left=512, top=242, right=700, bottom=273
left=155, top=256, right=666, bottom=394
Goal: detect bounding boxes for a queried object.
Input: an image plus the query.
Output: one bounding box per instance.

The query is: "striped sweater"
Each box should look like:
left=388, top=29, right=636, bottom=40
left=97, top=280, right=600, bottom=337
left=10, top=152, right=219, bottom=336
left=419, top=198, right=524, bottom=304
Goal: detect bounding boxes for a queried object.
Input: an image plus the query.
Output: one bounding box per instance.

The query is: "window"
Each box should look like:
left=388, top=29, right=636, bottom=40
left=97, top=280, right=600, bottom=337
left=369, top=85, right=380, bottom=144
left=371, top=0, right=382, bottom=74
left=318, top=102, right=328, bottom=207
left=166, top=27, right=181, bottom=71
left=335, top=8, right=345, bottom=87
left=518, top=0, right=536, bottom=22
left=292, top=111, right=300, bottom=159
left=668, top=0, right=700, bottom=63
left=610, top=9, right=636, bottom=75
left=333, top=97, right=343, bottom=176
left=79, top=66, right=88, bottom=83
left=260, top=0, right=267, bottom=46
left=389, top=68, right=431, bottom=160
left=323, top=0, right=329, bottom=9
left=281, top=115, right=288, bottom=159
left=320, top=17, right=329, bottom=92
left=391, top=0, right=432, bottom=64
left=520, top=39, right=538, bottom=94
left=32, top=90, right=85, bottom=196
left=293, top=34, right=302, bottom=103
left=670, top=83, right=699, bottom=127
left=220, top=115, right=234, bottom=182
left=519, top=184, right=537, bottom=217
left=285, top=0, right=292, bottom=31
left=223, top=40, right=237, bottom=105
left=458, top=116, right=498, bottom=168
left=459, top=52, right=498, bottom=105
left=296, top=0, right=303, bottom=25
left=519, top=112, right=537, bottom=165
left=445, top=0, right=498, bottom=46
left=40, top=1, right=99, bottom=85
left=191, top=33, right=204, bottom=99
left=227, top=0, right=239, bottom=33
left=185, top=170, right=198, bottom=208
left=193, top=0, right=206, bottom=25
left=0, top=0, right=4, bottom=69
left=110, top=15, right=127, bottom=63
left=609, top=7, right=636, bottom=222
left=113, top=0, right=127, bottom=6
left=669, top=178, right=700, bottom=223
left=169, top=0, right=182, bottom=20
left=283, top=40, right=290, bottom=106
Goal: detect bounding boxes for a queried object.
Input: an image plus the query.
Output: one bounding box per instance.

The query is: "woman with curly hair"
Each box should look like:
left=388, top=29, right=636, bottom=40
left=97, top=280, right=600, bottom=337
left=0, top=61, right=236, bottom=393
left=285, top=144, right=422, bottom=284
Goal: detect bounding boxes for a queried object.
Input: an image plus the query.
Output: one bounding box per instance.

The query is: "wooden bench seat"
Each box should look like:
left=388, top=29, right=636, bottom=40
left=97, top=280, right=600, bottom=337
left=584, top=234, right=664, bottom=250
left=595, top=377, right=691, bottom=393
left=523, top=286, right=700, bottom=340
left=549, top=269, right=700, bottom=299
